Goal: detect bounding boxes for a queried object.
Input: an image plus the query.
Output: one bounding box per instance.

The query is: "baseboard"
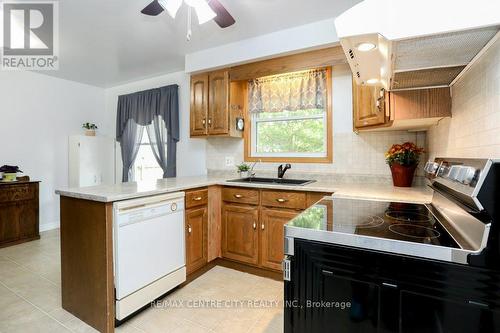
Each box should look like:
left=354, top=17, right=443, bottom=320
left=39, top=221, right=60, bottom=232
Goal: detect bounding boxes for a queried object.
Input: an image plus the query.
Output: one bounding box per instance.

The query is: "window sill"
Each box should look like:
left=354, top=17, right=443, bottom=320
left=244, top=156, right=333, bottom=164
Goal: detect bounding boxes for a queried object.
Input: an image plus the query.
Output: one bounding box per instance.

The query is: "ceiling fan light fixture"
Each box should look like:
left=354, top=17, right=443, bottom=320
left=185, top=0, right=216, bottom=24
left=159, top=0, right=182, bottom=18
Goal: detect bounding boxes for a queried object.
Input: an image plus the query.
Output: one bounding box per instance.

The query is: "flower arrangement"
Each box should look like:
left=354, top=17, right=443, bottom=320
left=385, top=142, right=425, bottom=166
left=385, top=142, right=424, bottom=187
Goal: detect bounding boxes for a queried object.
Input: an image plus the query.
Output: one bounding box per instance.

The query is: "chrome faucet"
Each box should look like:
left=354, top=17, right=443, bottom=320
left=249, top=159, right=261, bottom=178
left=277, top=164, right=291, bottom=179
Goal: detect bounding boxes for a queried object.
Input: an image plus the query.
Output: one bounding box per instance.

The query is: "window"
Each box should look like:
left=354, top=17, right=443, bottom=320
left=245, top=67, right=332, bottom=163
left=132, top=132, right=164, bottom=182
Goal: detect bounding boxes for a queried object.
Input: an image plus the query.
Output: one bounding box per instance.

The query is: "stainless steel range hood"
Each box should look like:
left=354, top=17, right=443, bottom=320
left=335, top=0, right=500, bottom=90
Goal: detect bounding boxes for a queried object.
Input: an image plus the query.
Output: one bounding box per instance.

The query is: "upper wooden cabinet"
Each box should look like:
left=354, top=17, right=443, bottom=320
left=208, top=71, right=229, bottom=135
left=190, top=74, right=209, bottom=136
left=353, top=82, right=387, bottom=128
left=190, top=70, right=245, bottom=138
left=353, top=81, right=452, bottom=132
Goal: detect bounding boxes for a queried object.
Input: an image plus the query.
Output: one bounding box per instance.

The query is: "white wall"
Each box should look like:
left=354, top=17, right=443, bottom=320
left=428, top=37, right=500, bottom=159
left=0, top=71, right=105, bottom=231
left=206, top=64, right=427, bottom=178
left=185, top=18, right=339, bottom=73
left=104, top=71, right=207, bottom=181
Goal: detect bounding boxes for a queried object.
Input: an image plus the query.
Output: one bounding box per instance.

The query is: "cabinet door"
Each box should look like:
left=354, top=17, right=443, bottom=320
left=222, top=204, right=259, bottom=265
left=319, top=270, right=381, bottom=332
left=185, top=206, right=208, bottom=274
left=353, top=80, right=386, bottom=128
left=400, top=291, right=500, bottom=333
left=208, top=70, right=229, bottom=135
left=0, top=203, right=19, bottom=244
left=260, top=208, right=299, bottom=270
left=190, top=74, right=209, bottom=136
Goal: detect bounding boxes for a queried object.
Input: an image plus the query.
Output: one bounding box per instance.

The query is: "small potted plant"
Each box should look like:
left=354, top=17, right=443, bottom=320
left=385, top=142, right=424, bottom=187
left=82, top=123, right=98, bottom=136
left=236, top=163, right=251, bottom=178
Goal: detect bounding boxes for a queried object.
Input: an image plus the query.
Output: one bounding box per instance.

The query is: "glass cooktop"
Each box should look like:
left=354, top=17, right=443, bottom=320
left=287, top=197, right=459, bottom=249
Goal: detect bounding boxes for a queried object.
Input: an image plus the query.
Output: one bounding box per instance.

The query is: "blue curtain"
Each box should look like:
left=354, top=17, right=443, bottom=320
left=116, top=85, right=179, bottom=182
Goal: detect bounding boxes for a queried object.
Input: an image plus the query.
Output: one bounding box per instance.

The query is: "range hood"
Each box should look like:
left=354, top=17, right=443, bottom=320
left=335, top=0, right=500, bottom=90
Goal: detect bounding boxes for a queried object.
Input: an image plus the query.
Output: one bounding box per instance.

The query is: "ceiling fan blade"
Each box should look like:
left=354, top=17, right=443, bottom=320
left=141, top=0, right=165, bottom=16
left=208, top=0, right=235, bottom=28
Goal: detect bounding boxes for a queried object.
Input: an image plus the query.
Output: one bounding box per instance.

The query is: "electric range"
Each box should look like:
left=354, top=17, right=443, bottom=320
left=284, top=158, right=500, bottom=333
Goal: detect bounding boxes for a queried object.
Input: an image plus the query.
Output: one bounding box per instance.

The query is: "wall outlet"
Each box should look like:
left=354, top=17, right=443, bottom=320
left=225, top=156, right=235, bottom=167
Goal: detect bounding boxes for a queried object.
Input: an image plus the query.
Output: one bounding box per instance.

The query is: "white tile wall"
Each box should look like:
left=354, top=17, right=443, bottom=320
left=428, top=37, right=500, bottom=159
left=206, top=131, right=427, bottom=179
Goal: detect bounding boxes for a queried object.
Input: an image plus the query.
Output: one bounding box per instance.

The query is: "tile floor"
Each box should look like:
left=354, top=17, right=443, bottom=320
left=0, top=230, right=284, bottom=333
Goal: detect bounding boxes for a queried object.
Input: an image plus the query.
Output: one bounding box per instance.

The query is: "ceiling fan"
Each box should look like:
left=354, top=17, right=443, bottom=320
left=141, top=0, right=235, bottom=40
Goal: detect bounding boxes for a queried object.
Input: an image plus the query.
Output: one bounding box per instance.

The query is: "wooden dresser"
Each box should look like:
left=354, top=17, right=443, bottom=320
left=0, top=181, right=40, bottom=248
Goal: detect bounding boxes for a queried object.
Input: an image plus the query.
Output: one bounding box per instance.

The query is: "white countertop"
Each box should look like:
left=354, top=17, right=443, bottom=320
left=55, top=175, right=433, bottom=204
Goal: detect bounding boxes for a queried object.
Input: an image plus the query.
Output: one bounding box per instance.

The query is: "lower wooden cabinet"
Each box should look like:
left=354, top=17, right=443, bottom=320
left=260, top=208, right=300, bottom=270
left=185, top=206, right=208, bottom=275
left=222, top=204, right=259, bottom=265
left=0, top=181, right=40, bottom=248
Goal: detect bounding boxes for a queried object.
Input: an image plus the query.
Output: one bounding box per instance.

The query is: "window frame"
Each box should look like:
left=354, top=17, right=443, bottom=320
left=244, top=66, right=333, bottom=164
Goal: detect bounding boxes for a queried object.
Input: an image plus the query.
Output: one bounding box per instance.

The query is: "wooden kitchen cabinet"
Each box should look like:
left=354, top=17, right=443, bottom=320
left=0, top=181, right=40, bottom=248
left=185, top=188, right=209, bottom=274
left=208, top=70, right=230, bottom=135
left=190, top=70, right=245, bottom=138
left=190, top=74, right=209, bottom=136
left=353, top=81, right=387, bottom=129
left=222, top=204, right=259, bottom=265
left=260, top=208, right=300, bottom=270
left=353, top=80, right=452, bottom=132
left=185, top=206, right=208, bottom=275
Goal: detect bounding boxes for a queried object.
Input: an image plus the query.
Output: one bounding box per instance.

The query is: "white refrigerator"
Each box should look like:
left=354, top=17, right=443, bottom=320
left=68, top=135, right=115, bottom=187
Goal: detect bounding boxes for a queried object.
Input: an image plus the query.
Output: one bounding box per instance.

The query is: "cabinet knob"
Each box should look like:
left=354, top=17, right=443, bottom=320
left=193, top=196, right=202, bottom=201
left=202, top=119, right=206, bottom=127
left=276, top=198, right=287, bottom=203
left=208, top=119, right=212, bottom=126
left=261, top=224, right=265, bottom=230
left=234, top=194, right=243, bottom=199
left=253, top=222, right=257, bottom=230
left=187, top=225, right=192, bottom=234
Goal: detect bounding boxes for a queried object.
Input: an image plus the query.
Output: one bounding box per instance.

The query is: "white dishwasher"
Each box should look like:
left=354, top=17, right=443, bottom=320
left=113, top=192, right=186, bottom=321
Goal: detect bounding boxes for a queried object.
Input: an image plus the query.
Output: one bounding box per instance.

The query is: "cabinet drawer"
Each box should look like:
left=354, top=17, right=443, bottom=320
left=222, top=187, right=259, bottom=205
left=185, top=189, right=208, bottom=209
left=261, top=190, right=307, bottom=210
left=0, top=184, right=35, bottom=203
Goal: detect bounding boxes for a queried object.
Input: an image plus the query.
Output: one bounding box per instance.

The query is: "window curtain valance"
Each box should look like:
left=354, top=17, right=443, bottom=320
left=116, top=84, right=179, bottom=182
left=248, top=69, right=327, bottom=114
left=116, top=85, right=179, bottom=142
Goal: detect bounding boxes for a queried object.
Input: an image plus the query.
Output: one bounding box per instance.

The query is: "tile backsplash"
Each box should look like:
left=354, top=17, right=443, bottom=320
left=206, top=131, right=427, bottom=181
left=428, top=37, right=500, bottom=159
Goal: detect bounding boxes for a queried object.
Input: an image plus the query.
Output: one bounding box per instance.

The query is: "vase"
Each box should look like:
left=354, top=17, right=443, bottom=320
left=85, top=129, right=96, bottom=136
left=390, top=164, right=417, bottom=187
left=239, top=171, right=250, bottom=178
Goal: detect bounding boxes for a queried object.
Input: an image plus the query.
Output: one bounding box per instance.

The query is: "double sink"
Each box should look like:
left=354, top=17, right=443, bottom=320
left=226, top=177, right=316, bottom=186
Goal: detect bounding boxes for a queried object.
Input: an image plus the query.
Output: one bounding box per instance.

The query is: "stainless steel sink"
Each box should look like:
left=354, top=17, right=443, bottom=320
left=226, top=177, right=316, bottom=186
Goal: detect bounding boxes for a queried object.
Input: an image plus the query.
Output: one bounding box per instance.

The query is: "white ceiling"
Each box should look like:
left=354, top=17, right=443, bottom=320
left=39, top=0, right=360, bottom=87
